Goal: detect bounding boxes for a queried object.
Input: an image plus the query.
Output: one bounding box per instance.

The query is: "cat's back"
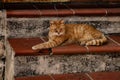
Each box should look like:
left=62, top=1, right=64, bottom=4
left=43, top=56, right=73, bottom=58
left=65, top=23, right=94, bottom=31
left=65, top=23, right=102, bottom=38
left=65, top=23, right=92, bottom=28
left=65, top=23, right=90, bottom=38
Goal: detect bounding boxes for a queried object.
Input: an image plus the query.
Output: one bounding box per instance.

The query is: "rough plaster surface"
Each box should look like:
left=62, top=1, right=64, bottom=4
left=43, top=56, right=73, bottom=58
left=0, top=11, right=5, bottom=80
left=15, top=54, right=120, bottom=77
left=7, top=17, right=120, bottom=38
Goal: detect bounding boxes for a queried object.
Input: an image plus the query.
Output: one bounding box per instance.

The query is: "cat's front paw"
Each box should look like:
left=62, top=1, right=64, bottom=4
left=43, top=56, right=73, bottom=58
left=32, top=46, right=38, bottom=50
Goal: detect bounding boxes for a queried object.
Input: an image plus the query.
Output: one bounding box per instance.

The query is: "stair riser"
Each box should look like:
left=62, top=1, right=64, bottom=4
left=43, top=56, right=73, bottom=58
left=7, top=17, right=120, bottom=38
left=14, top=54, right=120, bottom=77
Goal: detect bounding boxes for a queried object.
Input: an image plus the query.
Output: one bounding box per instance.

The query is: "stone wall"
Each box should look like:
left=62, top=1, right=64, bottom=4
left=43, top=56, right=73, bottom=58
left=14, top=54, right=120, bottom=77
left=0, top=11, right=5, bottom=80
left=7, top=17, right=120, bottom=38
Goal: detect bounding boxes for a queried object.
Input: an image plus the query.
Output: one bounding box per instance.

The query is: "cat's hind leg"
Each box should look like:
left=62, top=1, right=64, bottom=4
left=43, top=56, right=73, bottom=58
left=86, top=34, right=107, bottom=46
left=86, top=39, right=103, bottom=46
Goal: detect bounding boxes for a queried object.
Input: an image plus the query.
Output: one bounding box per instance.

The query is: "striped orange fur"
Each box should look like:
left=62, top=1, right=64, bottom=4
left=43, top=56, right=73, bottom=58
left=32, top=20, right=107, bottom=50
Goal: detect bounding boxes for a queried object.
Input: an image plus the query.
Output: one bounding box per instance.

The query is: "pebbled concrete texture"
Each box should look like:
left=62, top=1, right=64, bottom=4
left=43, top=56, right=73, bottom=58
left=0, top=11, right=5, bottom=80
left=14, top=54, right=120, bottom=77
left=7, top=17, right=120, bottom=38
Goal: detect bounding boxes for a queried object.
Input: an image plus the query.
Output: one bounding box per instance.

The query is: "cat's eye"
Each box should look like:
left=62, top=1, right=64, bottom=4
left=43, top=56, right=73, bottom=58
left=55, top=29, right=58, bottom=32
left=59, top=28, right=62, bottom=32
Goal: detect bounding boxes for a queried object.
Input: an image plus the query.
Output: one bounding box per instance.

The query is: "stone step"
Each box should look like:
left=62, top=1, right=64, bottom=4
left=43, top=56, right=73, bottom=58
left=8, top=34, right=120, bottom=56
left=15, top=72, right=120, bottom=80
left=7, top=8, right=120, bottom=18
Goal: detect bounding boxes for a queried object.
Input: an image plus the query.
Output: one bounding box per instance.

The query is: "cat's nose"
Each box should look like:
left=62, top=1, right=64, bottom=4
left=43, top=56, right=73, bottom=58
left=55, top=30, right=58, bottom=33
left=57, top=32, right=60, bottom=34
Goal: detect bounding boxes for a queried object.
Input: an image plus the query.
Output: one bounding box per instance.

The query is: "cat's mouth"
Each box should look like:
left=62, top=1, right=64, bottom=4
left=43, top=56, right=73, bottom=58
left=57, top=35, right=62, bottom=36
left=56, top=33, right=64, bottom=36
left=51, top=32, right=64, bottom=37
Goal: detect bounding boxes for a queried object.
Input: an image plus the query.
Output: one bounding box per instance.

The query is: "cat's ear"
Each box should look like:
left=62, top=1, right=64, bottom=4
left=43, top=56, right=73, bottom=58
left=60, top=20, right=64, bottom=24
left=50, top=21, right=54, bottom=25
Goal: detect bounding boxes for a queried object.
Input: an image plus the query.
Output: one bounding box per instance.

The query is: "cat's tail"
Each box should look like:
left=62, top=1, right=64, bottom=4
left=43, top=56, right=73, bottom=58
left=86, top=34, right=107, bottom=46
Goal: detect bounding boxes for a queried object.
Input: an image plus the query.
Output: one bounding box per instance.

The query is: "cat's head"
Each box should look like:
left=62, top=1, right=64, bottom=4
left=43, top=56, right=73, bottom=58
left=49, top=20, right=65, bottom=36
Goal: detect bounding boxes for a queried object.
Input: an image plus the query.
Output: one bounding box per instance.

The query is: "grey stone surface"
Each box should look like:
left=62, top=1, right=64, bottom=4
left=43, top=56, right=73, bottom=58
left=0, top=11, right=5, bottom=80
left=0, top=60, right=4, bottom=80
left=7, top=17, right=120, bottom=38
left=0, top=12, right=5, bottom=36
left=14, top=54, right=120, bottom=77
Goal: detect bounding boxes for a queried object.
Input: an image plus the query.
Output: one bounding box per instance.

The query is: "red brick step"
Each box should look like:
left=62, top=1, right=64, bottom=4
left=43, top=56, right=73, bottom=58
left=15, top=72, right=120, bottom=80
left=88, top=72, right=120, bottom=80
left=8, top=38, right=50, bottom=56
left=7, top=8, right=120, bottom=18
left=8, top=35, right=120, bottom=56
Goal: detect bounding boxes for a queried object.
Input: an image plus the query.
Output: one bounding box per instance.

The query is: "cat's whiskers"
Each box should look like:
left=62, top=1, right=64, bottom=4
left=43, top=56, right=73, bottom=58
left=51, top=32, right=64, bottom=36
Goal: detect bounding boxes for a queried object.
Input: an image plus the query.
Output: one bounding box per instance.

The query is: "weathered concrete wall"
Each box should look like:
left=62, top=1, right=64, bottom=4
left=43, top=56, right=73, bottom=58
left=7, top=17, right=120, bottom=38
left=14, top=54, right=120, bottom=77
left=0, top=11, right=5, bottom=80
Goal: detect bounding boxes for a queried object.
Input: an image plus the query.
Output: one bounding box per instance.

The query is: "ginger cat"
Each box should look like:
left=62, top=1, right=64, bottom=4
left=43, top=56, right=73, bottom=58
left=32, top=20, right=107, bottom=50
